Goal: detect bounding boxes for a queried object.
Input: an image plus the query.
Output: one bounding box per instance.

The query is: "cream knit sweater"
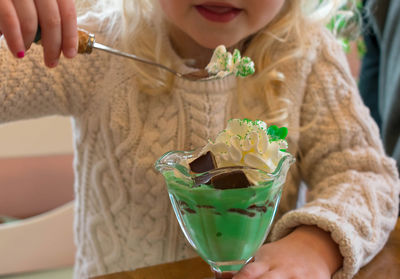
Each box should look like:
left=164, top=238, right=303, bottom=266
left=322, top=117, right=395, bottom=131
left=1, top=27, right=399, bottom=279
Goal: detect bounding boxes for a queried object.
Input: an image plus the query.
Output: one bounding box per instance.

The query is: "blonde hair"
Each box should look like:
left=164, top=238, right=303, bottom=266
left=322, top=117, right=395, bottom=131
left=237, top=0, right=361, bottom=128
left=77, top=0, right=360, bottom=125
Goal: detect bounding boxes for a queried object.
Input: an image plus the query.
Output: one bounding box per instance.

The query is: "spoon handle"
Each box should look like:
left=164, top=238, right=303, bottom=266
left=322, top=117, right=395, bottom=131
left=34, top=26, right=94, bottom=54
left=33, top=26, right=210, bottom=81
left=33, top=27, right=177, bottom=71
left=34, top=27, right=182, bottom=74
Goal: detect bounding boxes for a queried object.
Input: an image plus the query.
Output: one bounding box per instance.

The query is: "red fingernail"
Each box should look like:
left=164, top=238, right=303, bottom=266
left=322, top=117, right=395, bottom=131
left=17, top=51, right=25, bottom=58
left=49, top=60, right=59, bottom=68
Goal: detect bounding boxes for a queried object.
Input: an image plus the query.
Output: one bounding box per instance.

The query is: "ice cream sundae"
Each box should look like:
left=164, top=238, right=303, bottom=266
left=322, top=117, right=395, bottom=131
left=155, top=119, right=294, bottom=275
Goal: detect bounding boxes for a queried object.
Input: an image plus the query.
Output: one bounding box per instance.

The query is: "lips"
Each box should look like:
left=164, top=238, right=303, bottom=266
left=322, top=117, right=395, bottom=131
left=195, top=2, right=242, bottom=23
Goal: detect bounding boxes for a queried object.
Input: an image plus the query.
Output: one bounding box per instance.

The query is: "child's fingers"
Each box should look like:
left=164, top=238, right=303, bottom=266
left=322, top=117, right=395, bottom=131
left=12, top=0, right=38, bottom=50
left=0, top=0, right=26, bottom=58
left=56, top=0, right=77, bottom=59
left=232, top=262, right=268, bottom=279
left=34, top=0, right=62, bottom=67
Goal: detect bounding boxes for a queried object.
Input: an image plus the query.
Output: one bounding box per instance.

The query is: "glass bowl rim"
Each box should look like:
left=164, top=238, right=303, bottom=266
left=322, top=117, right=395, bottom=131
left=155, top=148, right=295, bottom=179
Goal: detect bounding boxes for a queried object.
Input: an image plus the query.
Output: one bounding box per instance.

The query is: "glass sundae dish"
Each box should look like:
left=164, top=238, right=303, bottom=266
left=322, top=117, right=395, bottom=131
left=155, top=119, right=295, bottom=279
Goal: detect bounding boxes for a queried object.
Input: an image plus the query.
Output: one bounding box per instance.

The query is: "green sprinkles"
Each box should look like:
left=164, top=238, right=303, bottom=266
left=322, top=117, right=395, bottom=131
left=233, top=49, right=241, bottom=64
left=227, top=119, right=288, bottom=141
left=236, top=57, right=255, bottom=77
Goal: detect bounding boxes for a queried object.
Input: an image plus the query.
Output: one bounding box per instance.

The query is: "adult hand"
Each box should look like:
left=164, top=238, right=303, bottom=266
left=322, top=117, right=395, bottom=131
left=233, top=226, right=343, bottom=279
left=0, top=0, right=78, bottom=67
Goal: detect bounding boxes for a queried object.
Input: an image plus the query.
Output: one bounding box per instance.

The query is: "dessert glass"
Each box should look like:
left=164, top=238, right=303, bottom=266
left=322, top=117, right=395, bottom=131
left=155, top=149, right=295, bottom=279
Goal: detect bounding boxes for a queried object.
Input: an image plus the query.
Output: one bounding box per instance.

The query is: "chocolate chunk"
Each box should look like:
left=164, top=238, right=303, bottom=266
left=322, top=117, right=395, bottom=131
left=190, top=152, right=253, bottom=189
left=189, top=151, right=217, bottom=173
left=211, top=170, right=252, bottom=190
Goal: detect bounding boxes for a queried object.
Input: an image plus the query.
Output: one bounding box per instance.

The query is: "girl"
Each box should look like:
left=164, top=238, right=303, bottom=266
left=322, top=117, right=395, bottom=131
left=1, top=0, right=399, bottom=278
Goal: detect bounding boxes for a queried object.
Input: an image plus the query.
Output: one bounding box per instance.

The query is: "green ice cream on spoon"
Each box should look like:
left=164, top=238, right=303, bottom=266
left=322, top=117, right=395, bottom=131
left=206, top=45, right=255, bottom=78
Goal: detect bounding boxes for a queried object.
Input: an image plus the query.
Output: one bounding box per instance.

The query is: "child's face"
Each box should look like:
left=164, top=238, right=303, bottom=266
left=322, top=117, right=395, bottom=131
left=159, top=0, right=286, bottom=49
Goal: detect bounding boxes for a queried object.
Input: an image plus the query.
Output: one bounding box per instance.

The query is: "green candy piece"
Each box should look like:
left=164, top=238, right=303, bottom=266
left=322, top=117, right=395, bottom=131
left=267, top=125, right=279, bottom=136
left=278, top=127, right=288, bottom=139
left=267, top=125, right=288, bottom=141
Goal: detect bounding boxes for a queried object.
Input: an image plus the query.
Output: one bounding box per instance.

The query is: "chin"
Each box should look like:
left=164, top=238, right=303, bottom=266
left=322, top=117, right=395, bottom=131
left=192, top=33, right=243, bottom=49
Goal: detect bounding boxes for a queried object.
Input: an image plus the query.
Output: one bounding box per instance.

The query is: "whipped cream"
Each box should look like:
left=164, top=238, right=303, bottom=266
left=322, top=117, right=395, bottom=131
left=205, top=45, right=255, bottom=78
left=200, top=119, right=288, bottom=173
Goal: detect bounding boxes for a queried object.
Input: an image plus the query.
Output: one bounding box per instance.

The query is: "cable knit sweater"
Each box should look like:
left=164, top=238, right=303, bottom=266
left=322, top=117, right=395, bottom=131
left=1, top=26, right=399, bottom=279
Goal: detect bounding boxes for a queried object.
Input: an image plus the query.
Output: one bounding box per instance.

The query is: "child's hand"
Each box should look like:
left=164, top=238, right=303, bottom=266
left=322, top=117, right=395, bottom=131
left=233, top=226, right=343, bottom=279
left=0, top=0, right=77, bottom=67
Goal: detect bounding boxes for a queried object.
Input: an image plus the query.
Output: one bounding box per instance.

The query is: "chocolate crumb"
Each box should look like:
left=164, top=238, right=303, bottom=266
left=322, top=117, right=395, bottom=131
left=248, top=204, right=267, bottom=213
left=228, top=208, right=256, bottom=217
left=183, top=207, right=196, bottom=214
left=178, top=200, right=189, bottom=207
left=265, top=201, right=275, bottom=208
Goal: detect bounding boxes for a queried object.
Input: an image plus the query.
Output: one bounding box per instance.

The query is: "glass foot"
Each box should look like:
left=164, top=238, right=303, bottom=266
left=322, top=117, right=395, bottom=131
left=213, top=271, right=236, bottom=279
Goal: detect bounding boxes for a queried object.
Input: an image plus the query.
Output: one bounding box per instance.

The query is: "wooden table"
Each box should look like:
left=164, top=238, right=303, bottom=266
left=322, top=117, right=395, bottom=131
left=93, top=218, right=400, bottom=279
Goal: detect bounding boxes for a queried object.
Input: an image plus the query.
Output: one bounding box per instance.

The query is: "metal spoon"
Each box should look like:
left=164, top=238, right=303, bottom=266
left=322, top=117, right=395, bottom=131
left=34, top=28, right=214, bottom=82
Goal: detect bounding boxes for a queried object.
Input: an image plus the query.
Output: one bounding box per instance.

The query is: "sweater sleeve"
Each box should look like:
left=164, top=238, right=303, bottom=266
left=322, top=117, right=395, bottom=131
left=270, top=31, right=400, bottom=278
left=0, top=41, right=107, bottom=123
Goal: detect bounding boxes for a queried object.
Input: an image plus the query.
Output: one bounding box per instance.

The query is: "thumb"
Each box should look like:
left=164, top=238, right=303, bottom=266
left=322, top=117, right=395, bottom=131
left=232, top=262, right=266, bottom=279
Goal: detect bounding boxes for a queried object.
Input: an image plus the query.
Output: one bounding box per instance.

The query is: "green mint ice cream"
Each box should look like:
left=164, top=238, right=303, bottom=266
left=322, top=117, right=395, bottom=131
left=164, top=167, right=285, bottom=272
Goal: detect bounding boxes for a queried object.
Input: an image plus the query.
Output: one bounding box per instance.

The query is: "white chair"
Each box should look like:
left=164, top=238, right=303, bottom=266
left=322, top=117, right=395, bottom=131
left=0, top=201, right=76, bottom=276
